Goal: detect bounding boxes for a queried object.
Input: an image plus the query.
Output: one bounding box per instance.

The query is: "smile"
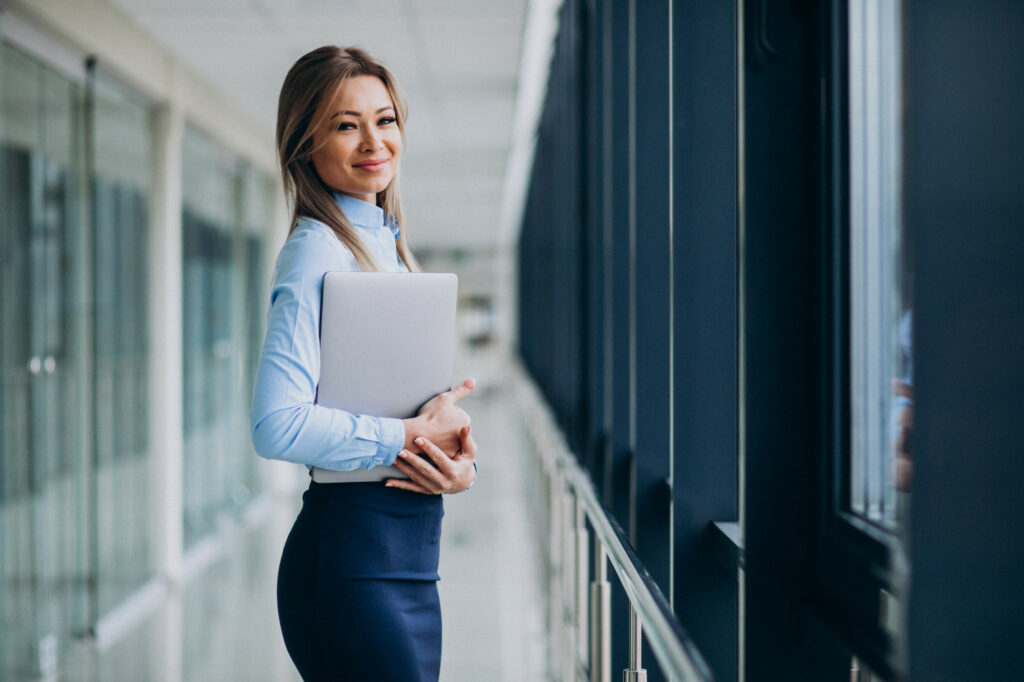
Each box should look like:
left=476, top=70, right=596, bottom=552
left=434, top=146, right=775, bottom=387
left=353, top=158, right=389, bottom=172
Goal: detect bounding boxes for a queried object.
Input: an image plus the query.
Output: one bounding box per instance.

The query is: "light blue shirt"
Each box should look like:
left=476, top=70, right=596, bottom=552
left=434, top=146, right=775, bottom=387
left=249, top=193, right=408, bottom=471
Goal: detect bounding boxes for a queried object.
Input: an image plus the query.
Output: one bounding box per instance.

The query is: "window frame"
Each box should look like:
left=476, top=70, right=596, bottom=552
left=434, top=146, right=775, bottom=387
left=740, top=0, right=903, bottom=678
left=817, top=0, right=902, bottom=675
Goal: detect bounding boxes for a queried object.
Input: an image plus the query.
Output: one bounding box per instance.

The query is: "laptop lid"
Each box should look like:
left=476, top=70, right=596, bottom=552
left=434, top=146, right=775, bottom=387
left=313, top=272, right=458, bottom=482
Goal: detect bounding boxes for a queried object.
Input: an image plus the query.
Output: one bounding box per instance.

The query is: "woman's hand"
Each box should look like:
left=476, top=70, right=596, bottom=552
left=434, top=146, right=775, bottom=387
left=386, top=426, right=477, bottom=495
left=402, top=379, right=474, bottom=457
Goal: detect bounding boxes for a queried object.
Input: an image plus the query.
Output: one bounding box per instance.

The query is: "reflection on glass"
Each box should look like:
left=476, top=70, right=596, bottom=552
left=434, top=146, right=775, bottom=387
left=0, top=36, right=275, bottom=680
left=0, top=42, right=88, bottom=679
left=90, top=68, right=154, bottom=616
left=239, top=166, right=273, bottom=495
left=182, top=124, right=239, bottom=549
left=848, top=0, right=911, bottom=529
left=181, top=126, right=273, bottom=548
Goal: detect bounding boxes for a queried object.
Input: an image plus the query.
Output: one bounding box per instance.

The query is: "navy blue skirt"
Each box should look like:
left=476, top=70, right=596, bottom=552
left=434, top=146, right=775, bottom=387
left=277, top=480, right=445, bottom=681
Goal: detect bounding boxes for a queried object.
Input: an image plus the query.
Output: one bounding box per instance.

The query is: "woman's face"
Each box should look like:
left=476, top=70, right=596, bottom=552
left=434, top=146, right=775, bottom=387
left=311, top=75, right=401, bottom=203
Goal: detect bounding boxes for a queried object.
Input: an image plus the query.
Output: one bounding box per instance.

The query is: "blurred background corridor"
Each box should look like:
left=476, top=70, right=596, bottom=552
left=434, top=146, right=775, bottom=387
left=2, top=0, right=1023, bottom=681
left=1, top=0, right=550, bottom=679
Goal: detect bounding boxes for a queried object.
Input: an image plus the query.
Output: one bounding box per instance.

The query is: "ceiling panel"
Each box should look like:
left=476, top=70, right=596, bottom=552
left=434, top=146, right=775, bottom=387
left=107, top=0, right=528, bottom=253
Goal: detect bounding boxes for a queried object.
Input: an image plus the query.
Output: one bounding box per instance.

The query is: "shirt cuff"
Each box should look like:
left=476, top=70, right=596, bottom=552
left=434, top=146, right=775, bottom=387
left=376, top=417, right=406, bottom=465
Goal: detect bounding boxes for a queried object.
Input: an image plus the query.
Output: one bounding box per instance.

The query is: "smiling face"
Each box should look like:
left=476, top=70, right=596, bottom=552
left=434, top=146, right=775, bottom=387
left=310, top=74, right=402, bottom=204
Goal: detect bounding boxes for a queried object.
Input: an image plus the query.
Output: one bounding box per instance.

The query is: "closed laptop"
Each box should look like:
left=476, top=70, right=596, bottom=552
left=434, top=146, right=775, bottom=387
left=312, top=272, right=458, bottom=483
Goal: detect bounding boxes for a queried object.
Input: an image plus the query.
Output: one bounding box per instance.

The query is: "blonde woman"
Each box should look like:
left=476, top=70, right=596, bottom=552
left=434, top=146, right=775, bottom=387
left=250, top=46, right=477, bottom=681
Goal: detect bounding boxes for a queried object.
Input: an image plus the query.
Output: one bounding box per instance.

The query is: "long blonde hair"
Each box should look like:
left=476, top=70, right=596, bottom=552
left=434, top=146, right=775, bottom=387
left=276, top=46, right=419, bottom=272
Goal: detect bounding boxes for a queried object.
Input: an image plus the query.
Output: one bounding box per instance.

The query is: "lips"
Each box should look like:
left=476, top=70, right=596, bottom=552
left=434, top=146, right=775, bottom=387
left=353, top=158, right=389, bottom=172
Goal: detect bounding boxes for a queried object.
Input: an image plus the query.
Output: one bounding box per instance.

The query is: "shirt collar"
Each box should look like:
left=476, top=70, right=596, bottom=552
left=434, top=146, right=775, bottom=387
left=334, top=192, right=384, bottom=228
left=334, top=192, right=401, bottom=239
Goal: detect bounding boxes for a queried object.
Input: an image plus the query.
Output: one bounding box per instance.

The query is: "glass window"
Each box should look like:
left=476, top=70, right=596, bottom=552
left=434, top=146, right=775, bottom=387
left=238, top=164, right=272, bottom=497
left=89, top=67, right=155, bottom=616
left=848, top=0, right=910, bottom=529
left=0, top=40, right=89, bottom=679
left=181, top=124, right=244, bottom=549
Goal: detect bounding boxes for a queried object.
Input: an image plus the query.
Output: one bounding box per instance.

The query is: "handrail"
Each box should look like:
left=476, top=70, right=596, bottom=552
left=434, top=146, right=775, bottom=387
left=514, top=361, right=714, bottom=682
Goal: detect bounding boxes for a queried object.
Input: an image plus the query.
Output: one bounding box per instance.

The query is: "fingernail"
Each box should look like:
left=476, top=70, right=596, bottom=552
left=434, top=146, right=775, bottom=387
left=385, top=482, right=393, bottom=487
left=398, top=451, right=407, bottom=458
left=415, top=437, right=424, bottom=446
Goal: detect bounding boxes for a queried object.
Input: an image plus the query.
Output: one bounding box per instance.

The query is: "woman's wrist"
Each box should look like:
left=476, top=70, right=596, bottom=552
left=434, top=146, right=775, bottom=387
left=402, top=415, right=425, bottom=452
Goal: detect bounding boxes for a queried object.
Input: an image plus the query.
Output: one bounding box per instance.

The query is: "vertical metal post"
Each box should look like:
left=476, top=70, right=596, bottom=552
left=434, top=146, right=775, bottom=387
left=590, top=538, right=611, bottom=682
left=622, top=605, right=647, bottom=681
left=549, top=469, right=563, bottom=677
left=562, top=484, right=575, bottom=682
left=575, top=498, right=590, bottom=670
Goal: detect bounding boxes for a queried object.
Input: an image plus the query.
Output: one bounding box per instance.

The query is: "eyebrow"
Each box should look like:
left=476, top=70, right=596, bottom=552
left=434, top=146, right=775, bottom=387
left=330, top=106, right=395, bottom=120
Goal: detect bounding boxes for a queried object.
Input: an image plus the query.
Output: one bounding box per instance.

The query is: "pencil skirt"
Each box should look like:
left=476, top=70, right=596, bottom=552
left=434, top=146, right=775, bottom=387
left=277, top=480, right=444, bottom=682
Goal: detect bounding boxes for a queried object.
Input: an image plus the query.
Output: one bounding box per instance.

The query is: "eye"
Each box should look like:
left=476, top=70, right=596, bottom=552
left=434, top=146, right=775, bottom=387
left=336, top=121, right=356, bottom=131
left=378, top=116, right=397, bottom=126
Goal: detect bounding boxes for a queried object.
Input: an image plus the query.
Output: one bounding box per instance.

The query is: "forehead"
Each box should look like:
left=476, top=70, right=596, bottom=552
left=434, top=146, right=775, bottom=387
left=327, top=75, right=394, bottom=114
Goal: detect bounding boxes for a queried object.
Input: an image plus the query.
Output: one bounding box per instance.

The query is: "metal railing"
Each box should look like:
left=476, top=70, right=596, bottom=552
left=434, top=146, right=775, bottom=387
left=515, top=363, right=714, bottom=682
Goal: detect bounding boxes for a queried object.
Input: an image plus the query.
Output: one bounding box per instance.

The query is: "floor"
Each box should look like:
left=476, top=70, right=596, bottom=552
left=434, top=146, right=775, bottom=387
left=70, top=346, right=550, bottom=681
left=437, top=351, right=549, bottom=681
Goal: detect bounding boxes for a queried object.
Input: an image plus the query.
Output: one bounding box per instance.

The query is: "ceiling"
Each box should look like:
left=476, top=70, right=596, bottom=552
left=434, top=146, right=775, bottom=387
left=106, top=0, right=529, bottom=251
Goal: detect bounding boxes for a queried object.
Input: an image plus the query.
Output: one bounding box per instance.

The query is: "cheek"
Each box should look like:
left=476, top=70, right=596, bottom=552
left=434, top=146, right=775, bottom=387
left=385, top=131, right=403, bottom=155
left=314, top=140, right=352, bottom=177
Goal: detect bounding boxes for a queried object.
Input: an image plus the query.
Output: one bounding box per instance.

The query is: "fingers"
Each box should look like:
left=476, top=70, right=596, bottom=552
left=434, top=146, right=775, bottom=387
left=392, top=449, right=448, bottom=492
left=390, top=461, right=440, bottom=494
left=414, top=437, right=458, bottom=472
left=458, top=425, right=477, bottom=459
left=445, top=378, right=475, bottom=403
left=388, top=436, right=477, bottom=495
left=384, top=477, right=436, bottom=495
left=390, top=434, right=473, bottom=493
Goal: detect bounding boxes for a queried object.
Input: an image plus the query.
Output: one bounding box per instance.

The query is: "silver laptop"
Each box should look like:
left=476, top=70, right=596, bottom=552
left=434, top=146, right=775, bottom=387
left=312, top=272, right=458, bottom=483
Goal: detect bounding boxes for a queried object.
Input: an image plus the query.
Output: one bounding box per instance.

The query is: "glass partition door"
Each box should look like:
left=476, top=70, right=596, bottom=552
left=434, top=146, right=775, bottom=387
left=1, top=41, right=90, bottom=680
left=89, top=66, right=154, bottom=618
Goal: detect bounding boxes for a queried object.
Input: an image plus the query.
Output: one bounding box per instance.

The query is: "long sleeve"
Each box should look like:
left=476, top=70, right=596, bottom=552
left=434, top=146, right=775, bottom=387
left=249, top=221, right=406, bottom=471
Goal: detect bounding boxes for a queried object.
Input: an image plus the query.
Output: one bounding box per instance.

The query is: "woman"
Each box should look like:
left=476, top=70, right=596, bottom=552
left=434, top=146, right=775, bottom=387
left=250, top=46, right=477, bottom=681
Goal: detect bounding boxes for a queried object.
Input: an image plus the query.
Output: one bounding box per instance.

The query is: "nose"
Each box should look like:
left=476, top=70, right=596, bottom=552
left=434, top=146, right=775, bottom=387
left=360, top=125, right=383, bottom=152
